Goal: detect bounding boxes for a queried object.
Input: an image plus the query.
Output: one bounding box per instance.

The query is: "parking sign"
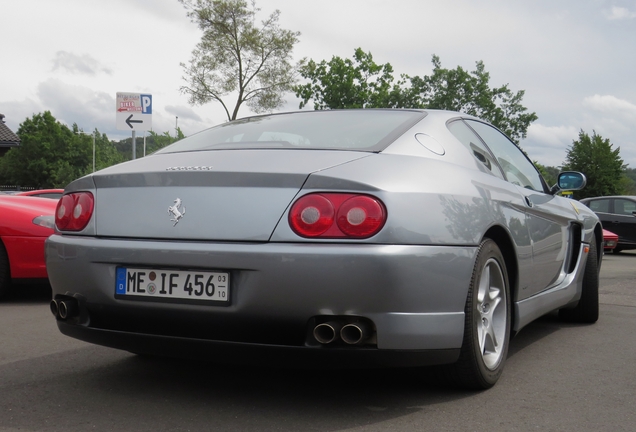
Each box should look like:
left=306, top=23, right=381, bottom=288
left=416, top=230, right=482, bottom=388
left=116, top=92, right=152, bottom=131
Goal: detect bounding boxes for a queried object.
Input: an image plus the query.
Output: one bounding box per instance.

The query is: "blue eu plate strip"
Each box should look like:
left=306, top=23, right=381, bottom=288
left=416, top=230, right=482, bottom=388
left=116, top=268, right=127, bottom=295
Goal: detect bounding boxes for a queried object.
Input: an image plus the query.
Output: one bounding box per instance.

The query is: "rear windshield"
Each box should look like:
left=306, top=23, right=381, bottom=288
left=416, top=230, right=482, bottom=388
left=156, top=110, right=426, bottom=154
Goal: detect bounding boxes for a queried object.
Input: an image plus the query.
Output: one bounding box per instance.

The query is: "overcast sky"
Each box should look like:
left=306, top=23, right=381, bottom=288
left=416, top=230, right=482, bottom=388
left=2, top=0, right=636, bottom=168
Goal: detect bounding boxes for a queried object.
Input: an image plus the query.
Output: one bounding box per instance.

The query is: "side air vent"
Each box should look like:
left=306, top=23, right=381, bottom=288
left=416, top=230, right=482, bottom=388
left=565, top=223, right=582, bottom=274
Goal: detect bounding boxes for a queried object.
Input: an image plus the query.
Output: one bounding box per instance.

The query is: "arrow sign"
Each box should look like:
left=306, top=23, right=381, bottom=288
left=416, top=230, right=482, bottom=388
left=125, top=114, right=143, bottom=129
left=116, top=92, right=152, bottom=131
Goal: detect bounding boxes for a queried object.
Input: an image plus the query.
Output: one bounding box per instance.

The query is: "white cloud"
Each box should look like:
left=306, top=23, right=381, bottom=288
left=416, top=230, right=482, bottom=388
left=582, top=94, right=636, bottom=119
left=4, top=0, right=636, bottom=170
left=604, top=6, right=636, bottom=20
left=32, top=79, right=216, bottom=140
left=522, top=123, right=579, bottom=167
left=527, top=124, right=579, bottom=148
left=165, top=105, right=202, bottom=122
left=51, top=51, right=113, bottom=76
left=37, top=79, right=115, bottom=134
left=0, top=98, right=44, bottom=132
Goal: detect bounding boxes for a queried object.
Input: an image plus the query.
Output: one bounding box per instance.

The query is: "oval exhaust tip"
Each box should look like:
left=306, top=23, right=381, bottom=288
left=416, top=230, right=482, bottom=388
left=340, top=322, right=369, bottom=345
left=58, top=299, right=78, bottom=320
left=50, top=299, right=60, bottom=318
left=313, top=322, right=341, bottom=344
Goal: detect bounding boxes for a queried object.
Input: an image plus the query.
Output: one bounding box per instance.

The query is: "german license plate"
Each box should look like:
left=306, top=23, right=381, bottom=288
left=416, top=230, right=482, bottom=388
left=115, top=267, right=229, bottom=302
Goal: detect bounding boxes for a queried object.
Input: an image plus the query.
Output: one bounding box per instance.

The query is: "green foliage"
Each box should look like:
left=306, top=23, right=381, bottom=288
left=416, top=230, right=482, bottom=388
left=622, top=168, right=636, bottom=194
left=562, top=130, right=626, bottom=199
left=295, top=48, right=406, bottom=110
left=75, top=126, right=126, bottom=172
left=409, top=55, right=538, bottom=144
left=0, top=112, right=91, bottom=188
left=179, top=0, right=300, bottom=120
left=0, top=112, right=182, bottom=189
left=113, top=128, right=185, bottom=160
left=534, top=162, right=559, bottom=187
left=294, top=49, right=537, bottom=144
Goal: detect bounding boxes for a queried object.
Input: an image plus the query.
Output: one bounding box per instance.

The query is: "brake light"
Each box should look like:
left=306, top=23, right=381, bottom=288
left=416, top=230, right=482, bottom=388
left=289, top=193, right=386, bottom=238
left=56, top=192, right=94, bottom=231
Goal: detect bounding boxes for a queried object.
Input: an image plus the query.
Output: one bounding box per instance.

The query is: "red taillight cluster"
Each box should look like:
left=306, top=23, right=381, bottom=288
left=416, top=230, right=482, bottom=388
left=289, top=193, right=387, bottom=238
left=55, top=192, right=94, bottom=231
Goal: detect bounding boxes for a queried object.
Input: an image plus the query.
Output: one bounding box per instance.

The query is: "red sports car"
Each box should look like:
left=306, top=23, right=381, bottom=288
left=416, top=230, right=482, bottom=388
left=0, top=195, right=57, bottom=297
left=603, top=229, right=619, bottom=251
left=14, top=189, right=65, bottom=199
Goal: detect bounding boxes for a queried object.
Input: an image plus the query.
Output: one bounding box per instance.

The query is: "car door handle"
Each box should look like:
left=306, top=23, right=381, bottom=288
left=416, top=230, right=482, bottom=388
left=524, top=196, right=533, bottom=208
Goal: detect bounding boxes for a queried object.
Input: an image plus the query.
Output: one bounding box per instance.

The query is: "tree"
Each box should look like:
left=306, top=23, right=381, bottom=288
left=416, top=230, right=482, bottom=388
left=409, top=55, right=538, bottom=144
left=0, top=112, right=126, bottom=188
left=622, top=167, right=636, bottom=195
left=294, top=49, right=537, bottom=144
left=74, top=126, right=125, bottom=172
left=112, top=128, right=185, bottom=160
left=0, top=112, right=89, bottom=188
left=534, top=162, right=559, bottom=186
left=562, top=130, right=626, bottom=199
left=179, top=0, right=301, bottom=121
left=294, top=48, right=406, bottom=110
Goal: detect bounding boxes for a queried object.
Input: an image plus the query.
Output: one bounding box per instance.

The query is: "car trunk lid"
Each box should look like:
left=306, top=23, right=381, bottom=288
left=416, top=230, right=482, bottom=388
left=91, top=150, right=369, bottom=241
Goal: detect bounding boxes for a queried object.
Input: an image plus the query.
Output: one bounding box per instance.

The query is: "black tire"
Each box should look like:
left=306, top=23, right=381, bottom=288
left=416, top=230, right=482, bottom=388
left=559, top=237, right=599, bottom=323
left=0, top=241, right=11, bottom=299
left=611, top=246, right=622, bottom=254
left=445, top=238, right=511, bottom=390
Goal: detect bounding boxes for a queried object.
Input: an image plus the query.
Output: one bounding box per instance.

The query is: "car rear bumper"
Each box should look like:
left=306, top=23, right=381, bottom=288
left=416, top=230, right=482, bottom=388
left=46, top=234, right=477, bottom=362
left=57, top=321, right=461, bottom=368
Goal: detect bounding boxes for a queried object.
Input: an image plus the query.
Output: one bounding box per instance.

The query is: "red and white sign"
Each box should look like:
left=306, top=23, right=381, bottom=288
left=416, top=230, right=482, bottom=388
left=116, top=92, right=152, bottom=131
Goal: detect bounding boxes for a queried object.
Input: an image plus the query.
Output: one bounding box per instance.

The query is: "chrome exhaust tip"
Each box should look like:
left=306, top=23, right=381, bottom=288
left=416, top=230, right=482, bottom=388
left=340, top=322, right=370, bottom=345
left=50, top=299, right=60, bottom=318
left=58, top=299, right=79, bottom=320
left=313, top=321, right=342, bottom=344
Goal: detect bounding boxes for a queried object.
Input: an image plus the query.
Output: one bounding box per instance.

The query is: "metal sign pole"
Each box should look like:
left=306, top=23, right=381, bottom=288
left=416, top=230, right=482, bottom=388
left=132, top=130, right=136, bottom=160
left=92, top=132, right=96, bottom=172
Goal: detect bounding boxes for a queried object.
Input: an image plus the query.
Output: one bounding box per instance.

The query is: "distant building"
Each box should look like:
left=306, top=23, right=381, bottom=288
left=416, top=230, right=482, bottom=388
left=0, top=113, right=20, bottom=157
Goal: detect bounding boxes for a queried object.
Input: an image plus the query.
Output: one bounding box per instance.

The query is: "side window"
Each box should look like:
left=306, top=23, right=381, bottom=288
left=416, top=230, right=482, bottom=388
left=587, top=199, right=610, bottom=213
left=614, top=199, right=636, bottom=216
left=447, top=120, right=504, bottom=179
left=467, top=120, right=545, bottom=192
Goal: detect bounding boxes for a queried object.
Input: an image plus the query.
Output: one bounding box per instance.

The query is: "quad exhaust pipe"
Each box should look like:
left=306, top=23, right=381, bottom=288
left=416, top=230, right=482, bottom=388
left=313, top=321, right=342, bottom=344
left=340, top=322, right=370, bottom=345
left=50, top=297, right=79, bottom=320
left=49, top=299, right=60, bottom=317
left=312, top=318, right=373, bottom=346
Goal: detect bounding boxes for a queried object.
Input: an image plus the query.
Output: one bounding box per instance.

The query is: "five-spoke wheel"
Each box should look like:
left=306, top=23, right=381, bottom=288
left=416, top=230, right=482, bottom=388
left=446, top=238, right=511, bottom=390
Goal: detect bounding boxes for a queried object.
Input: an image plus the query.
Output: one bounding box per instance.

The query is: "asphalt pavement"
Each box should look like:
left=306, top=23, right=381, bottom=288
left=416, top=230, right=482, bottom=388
left=0, top=251, right=634, bottom=431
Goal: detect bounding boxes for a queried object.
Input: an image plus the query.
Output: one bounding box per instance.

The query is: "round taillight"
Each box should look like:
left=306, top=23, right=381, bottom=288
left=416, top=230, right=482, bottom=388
left=55, top=192, right=94, bottom=231
left=289, top=194, right=335, bottom=237
left=71, top=193, right=94, bottom=229
left=337, top=196, right=386, bottom=237
left=56, top=194, right=75, bottom=230
left=289, top=193, right=387, bottom=239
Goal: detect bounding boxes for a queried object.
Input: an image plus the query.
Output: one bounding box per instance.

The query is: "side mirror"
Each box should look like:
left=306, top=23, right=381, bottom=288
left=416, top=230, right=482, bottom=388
left=551, top=171, right=587, bottom=195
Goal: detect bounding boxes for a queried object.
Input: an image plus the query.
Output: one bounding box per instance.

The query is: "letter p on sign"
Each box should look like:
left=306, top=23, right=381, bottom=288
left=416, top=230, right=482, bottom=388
left=141, top=94, right=152, bottom=114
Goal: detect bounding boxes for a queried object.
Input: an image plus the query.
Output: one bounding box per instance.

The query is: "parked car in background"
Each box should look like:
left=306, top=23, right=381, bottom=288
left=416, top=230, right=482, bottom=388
left=0, top=195, right=57, bottom=298
left=13, top=189, right=64, bottom=200
left=580, top=196, right=636, bottom=253
left=602, top=229, right=619, bottom=251
left=46, top=109, right=601, bottom=390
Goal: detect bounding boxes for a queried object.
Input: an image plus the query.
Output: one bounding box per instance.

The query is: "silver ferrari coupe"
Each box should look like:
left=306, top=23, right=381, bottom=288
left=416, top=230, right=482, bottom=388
left=46, top=109, right=601, bottom=389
